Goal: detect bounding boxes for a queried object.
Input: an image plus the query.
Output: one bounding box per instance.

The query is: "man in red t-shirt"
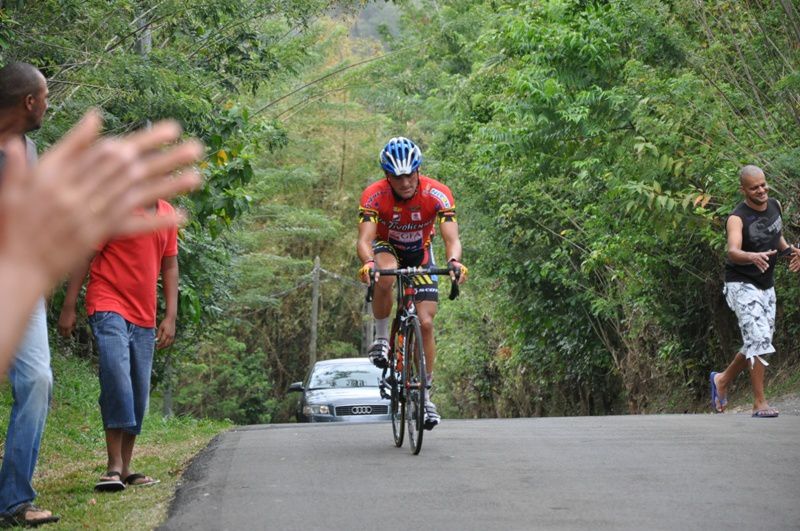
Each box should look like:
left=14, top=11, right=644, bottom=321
left=357, top=137, right=467, bottom=429
left=58, top=200, right=179, bottom=491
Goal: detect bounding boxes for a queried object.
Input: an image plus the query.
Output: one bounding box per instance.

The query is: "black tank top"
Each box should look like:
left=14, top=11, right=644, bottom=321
left=724, top=198, right=782, bottom=289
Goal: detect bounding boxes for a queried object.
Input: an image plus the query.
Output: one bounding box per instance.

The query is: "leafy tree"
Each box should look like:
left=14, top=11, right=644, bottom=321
left=356, top=0, right=800, bottom=415
left=3, top=1, right=369, bottom=422
left=171, top=17, right=394, bottom=421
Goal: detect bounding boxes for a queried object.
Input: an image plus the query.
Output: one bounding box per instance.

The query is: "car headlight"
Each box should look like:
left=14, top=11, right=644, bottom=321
left=303, top=404, right=330, bottom=415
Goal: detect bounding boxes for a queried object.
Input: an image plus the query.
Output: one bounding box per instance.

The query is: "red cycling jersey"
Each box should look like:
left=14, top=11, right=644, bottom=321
left=358, top=174, right=457, bottom=253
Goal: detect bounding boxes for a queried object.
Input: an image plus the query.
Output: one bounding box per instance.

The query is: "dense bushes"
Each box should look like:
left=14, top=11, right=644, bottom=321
left=359, top=0, right=800, bottom=415
left=13, top=1, right=800, bottom=420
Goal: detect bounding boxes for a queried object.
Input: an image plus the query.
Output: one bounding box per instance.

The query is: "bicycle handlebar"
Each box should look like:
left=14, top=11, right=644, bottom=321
left=365, top=266, right=461, bottom=303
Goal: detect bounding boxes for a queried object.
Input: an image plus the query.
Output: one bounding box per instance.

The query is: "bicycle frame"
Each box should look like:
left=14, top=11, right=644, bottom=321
left=367, top=266, right=460, bottom=371
left=366, top=266, right=460, bottom=454
left=366, top=266, right=460, bottom=306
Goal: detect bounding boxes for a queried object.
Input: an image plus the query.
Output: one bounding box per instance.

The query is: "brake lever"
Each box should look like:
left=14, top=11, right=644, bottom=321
left=448, top=266, right=461, bottom=300
left=365, top=270, right=375, bottom=303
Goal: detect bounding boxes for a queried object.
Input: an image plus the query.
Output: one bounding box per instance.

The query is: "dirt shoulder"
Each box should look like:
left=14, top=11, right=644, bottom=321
left=766, top=393, right=800, bottom=415
left=726, top=392, right=800, bottom=416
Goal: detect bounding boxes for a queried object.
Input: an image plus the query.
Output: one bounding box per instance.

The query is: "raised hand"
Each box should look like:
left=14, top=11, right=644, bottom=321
left=0, top=110, right=203, bottom=290
left=0, top=110, right=203, bottom=374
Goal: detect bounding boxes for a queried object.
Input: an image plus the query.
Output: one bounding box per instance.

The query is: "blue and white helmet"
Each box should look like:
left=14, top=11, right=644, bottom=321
left=380, top=137, right=422, bottom=176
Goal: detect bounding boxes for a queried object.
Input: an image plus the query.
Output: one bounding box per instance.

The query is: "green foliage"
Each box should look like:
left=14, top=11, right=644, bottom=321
left=5, top=0, right=361, bottom=330
left=13, top=0, right=800, bottom=423
left=9, top=1, right=369, bottom=424
left=172, top=327, right=276, bottom=424
left=166, top=17, right=392, bottom=422
left=357, top=0, right=800, bottom=415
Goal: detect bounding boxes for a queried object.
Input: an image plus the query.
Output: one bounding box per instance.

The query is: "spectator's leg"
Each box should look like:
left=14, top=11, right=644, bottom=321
left=120, top=322, right=155, bottom=477
left=750, top=358, right=771, bottom=412
left=102, top=429, right=124, bottom=474
left=0, top=299, right=52, bottom=515
left=715, top=352, right=747, bottom=404
left=91, top=312, right=136, bottom=474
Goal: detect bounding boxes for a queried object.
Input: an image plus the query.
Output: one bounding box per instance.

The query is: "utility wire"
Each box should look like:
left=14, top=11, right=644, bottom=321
left=320, top=267, right=365, bottom=288
left=254, top=38, right=430, bottom=116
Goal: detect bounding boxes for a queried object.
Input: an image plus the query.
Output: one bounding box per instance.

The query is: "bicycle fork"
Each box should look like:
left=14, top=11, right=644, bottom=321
left=378, top=333, right=405, bottom=400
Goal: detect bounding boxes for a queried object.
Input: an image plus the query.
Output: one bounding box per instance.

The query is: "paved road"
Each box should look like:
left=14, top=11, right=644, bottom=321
left=160, top=415, right=800, bottom=531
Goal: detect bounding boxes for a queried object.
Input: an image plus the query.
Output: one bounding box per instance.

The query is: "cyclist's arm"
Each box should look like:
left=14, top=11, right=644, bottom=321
left=357, top=221, right=378, bottom=284
left=440, top=221, right=467, bottom=284
left=357, top=220, right=377, bottom=265
left=439, top=221, right=462, bottom=265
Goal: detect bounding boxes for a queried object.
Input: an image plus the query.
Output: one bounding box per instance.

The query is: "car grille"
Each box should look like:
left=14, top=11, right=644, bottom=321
left=335, top=405, right=389, bottom=416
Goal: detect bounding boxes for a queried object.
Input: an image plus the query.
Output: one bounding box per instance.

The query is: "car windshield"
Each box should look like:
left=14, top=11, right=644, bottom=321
left=308, top=363, right=382, bottom=390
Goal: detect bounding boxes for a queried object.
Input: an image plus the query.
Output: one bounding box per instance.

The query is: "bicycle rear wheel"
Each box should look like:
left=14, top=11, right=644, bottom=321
left=404, top=318, right=426, bottom=455
left=390, top=333, right=405, bottom=447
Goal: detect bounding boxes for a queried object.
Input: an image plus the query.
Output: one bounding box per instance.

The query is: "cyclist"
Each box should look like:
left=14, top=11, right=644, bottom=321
left=357, top=137, right=467, bottom=430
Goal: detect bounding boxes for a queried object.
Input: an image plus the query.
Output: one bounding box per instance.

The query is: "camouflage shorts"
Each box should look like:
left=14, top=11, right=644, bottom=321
left=723, top=282, right=776, bottom=360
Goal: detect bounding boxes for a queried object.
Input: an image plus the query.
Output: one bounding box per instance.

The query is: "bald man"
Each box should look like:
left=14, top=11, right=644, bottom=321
left=710, top=165, right=798, bottom=418
left=0, top=62, right=59, bottom=526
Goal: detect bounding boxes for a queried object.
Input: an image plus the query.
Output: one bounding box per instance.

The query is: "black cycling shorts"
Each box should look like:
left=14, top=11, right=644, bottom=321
left=372, top=240, right=438, bottom=303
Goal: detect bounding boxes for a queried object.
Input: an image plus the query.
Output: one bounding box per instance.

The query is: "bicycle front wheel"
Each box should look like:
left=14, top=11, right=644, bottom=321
left=390, top=333, right=404, bottom=447
left=404, top=317, right=426, bottom=455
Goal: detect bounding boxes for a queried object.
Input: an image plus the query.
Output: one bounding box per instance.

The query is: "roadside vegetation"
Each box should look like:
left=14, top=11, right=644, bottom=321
left=354, top=0, right=800, bottom=417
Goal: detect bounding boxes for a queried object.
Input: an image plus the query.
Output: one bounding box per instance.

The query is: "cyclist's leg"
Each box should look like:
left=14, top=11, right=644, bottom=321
left=368, top=242, right=398, bottom=367
left=412, top=245, right=440, bottom=381
left=415, top=301, right=438, bottom=381
left=417, top=300, right=441, bottom=429
left=372, top=242, right=398, bottom=318
left=412, top=246, right=441, bottom=428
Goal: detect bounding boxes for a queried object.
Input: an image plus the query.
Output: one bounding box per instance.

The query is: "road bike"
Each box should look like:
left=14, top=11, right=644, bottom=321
left=366, top=265, right=460, bottom=455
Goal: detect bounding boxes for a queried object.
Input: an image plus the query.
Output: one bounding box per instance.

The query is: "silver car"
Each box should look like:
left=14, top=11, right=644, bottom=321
left=289, top=358, right=390, bottom=423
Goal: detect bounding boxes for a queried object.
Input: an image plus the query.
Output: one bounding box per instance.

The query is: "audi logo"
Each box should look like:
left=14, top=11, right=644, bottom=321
left=351, top=406, right=373, bottom=415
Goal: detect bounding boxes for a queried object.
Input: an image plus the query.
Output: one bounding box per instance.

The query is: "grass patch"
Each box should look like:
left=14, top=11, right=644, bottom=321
left=766, top=363, right=800, bottom=398
left=0, top=348, right=231, bottom=530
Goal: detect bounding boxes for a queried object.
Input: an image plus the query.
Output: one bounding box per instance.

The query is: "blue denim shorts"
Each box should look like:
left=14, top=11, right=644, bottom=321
left=89, top=311, right=156, bottom=435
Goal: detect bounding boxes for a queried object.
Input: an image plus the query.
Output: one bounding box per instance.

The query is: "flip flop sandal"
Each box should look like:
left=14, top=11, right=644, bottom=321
left=752, top=408, right=779, bottom=418
left=94, top=471, right=126, bottom=492
left=709, top=371, right=727, bottom=413
left=0, top=502, right=60, bottom=527
left=123, top=473, right=160, bottom=487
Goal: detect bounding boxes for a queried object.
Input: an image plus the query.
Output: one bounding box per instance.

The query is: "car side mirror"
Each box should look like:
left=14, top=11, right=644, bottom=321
left=288, top=382, right=304, bottom=392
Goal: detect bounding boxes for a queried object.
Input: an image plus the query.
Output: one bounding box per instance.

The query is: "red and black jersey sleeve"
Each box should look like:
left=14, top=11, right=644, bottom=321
left=437, top=208, right=457, bottom=223
left=359, top=180, right=386, bottom=224
left=359, top=206, right=378, bottom=224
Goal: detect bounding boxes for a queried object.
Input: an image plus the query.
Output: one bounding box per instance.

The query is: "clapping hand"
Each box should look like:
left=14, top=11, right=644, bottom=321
left=0, top=110, right=203, bottom=375
left=0, top=110, right=203, bottom=289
